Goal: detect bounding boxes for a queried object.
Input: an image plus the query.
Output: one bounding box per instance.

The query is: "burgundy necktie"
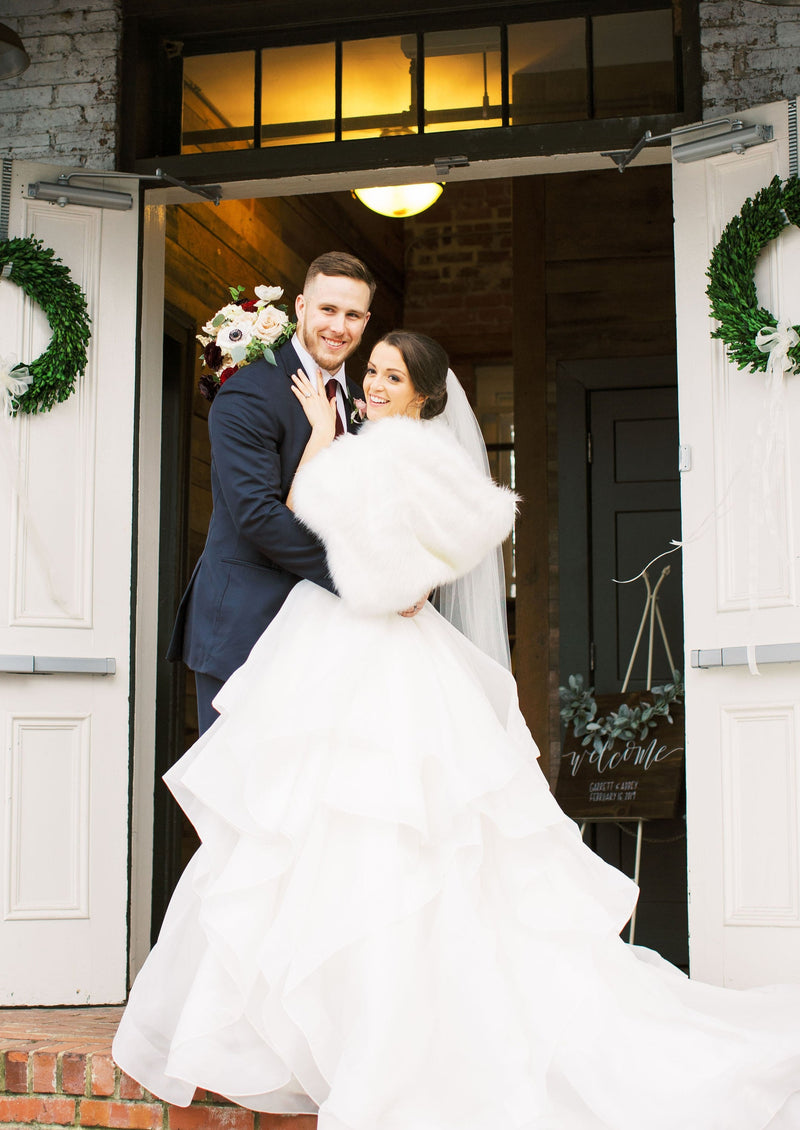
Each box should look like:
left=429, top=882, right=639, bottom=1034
left=325, top=378, right=344, bottom=437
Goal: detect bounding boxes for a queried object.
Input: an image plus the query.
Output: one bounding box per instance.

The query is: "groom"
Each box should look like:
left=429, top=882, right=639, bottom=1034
left=168, top=251, right=376, bottom=733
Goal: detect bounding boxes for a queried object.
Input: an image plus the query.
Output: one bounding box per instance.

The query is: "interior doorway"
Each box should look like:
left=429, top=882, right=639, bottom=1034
left=149, top=163, right=685, bottom=959
left=557, top=356, right=687, bottom=968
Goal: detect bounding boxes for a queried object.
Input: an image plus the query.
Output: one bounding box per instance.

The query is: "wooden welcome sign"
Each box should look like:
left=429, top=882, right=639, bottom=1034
left=555, top=697, right=685, bottom=821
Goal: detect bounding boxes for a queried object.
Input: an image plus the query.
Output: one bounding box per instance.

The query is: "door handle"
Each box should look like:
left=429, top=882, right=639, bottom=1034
left=691, top=643, right=800, bottom=669
left=0, top=655, right=116, bottom=675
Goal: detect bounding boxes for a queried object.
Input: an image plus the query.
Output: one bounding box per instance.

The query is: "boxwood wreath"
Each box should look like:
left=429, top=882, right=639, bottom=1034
left=706, top=174, right=800, bottom=374
left=0, top=235, right=91, bottom=415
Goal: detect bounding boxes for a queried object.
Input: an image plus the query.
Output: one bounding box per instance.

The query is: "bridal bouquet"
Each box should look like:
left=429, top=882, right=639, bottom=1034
left=197, top=283, right=296, bottom=401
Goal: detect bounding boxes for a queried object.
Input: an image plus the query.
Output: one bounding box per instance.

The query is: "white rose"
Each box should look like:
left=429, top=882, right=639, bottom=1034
left=252, top=304, right=290, bottom=345
left=254, top=284, right=284, bottom=304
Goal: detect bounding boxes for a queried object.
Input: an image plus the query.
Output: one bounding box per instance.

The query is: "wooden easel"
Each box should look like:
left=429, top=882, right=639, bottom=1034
left=579, top=564, right=676, bottom=944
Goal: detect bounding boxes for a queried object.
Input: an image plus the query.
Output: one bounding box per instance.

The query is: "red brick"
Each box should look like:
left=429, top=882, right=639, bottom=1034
left=119, top=1074, right=145, bottom=1101
left=0, top=1095, right=76, bottom=1124
left=31, top=1051, right=58, bottom=1093
left=258, top=1117, right=316, bottom=1130
left=168, top=1103, right=255, bottom=1130
left=80, top=1099, right=164, bottom=1129
left=4, top=1051, right=28, bottom=1093
left=61, top=1052, right=88, bottom=1095
left=90, top=1055, right=116, bottom=1097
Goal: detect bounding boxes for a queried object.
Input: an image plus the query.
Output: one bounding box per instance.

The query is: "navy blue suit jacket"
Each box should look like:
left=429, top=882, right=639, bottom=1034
left=168, top=340, right=362, bottom=682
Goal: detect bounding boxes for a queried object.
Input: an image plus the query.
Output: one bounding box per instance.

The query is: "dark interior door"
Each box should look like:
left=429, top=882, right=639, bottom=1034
left=589, top=387, right=683, bottom=694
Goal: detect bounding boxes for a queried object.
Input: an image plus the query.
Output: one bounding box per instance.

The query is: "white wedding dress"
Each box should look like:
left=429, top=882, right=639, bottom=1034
left=113, top=417, right=800, bottom=1130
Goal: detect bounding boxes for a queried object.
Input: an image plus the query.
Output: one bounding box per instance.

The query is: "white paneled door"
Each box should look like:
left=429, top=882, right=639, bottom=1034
left=673, top=101, right=800, bottom=986
left=0, top=161, right=140, bottom=1003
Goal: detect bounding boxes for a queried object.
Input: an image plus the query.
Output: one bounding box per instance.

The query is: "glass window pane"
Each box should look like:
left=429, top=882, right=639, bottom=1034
left=261, top=42, right=335, bottom=147
left=509, top=20, right=587, bottom=125
left=423, top=27, right=501, bottom=134
left=342, top=36, right=418, bottom=141
left=593, top=9, right=676, bottom=118
left=182, top=52, right=255, bottom=154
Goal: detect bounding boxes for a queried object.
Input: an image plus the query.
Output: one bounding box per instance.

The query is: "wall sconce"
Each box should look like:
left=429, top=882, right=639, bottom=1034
left=0, top=22, right=30, bottom=80
left=353, top=183, right=444, bottom=218
left=672, top=123, right=773, bottom=163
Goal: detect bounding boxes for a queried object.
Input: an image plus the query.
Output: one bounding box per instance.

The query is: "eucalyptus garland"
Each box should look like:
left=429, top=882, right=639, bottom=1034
left=559, top=672, right=684, bottom=756
left=706, top=174, right=800, bottom=374
left=0, top=235, right=91, bottom=414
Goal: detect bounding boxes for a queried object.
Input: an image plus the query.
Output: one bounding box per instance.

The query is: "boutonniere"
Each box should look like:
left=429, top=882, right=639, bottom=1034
left=196, top=283, right=296, bottom=402
left=349, top=394, right=367, bottom=426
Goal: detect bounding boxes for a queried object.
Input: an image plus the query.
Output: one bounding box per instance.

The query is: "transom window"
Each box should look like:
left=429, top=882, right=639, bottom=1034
left=180, top=8, right=678, bottom=154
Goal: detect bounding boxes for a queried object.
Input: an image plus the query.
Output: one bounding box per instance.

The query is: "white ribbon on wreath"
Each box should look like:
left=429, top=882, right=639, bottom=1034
left=0, top=352, right=31, bottom=416
left=755, top=317, right=800, bottom=387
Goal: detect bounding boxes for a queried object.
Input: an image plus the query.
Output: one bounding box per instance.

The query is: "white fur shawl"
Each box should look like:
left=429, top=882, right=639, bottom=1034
left=292, top=415, right=518, bottom=614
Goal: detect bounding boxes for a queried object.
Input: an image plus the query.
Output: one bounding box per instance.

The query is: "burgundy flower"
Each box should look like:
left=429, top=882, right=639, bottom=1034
left=219, top=366, right=237, bottom=384
left=204, top=342, right=223, bottom=370
left=198, top=374, right=218, bottom=403
left=238, top=299, right=258, bottom=311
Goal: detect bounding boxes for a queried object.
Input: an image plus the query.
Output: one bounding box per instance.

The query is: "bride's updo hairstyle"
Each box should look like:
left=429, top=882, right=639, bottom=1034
left=379, top=331, right=449, bottom=420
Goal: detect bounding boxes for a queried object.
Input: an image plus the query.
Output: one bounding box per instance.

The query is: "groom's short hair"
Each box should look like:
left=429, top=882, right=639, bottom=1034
left=304, top=251, right=376, bottom=303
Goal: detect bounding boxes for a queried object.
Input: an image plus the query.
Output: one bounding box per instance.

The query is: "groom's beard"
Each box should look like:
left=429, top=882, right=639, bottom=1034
left=295, top=325, right=362, bottom=375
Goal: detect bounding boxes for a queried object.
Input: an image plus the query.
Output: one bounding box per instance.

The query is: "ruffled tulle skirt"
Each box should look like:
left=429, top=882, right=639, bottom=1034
left=113, top=582, right=800, bottom=1129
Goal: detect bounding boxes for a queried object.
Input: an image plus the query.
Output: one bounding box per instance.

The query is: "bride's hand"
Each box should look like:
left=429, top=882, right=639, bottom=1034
left=398, top=593, right=430, bottom=618
left=291, top=368, right=338, bottom=441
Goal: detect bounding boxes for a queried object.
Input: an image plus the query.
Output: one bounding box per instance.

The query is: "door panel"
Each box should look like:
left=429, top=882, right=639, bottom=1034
left=590, top=387, right=682, bottom=692
left=0, top=161, right=140, bottom=1003
left=673, top=100, right=800, bottom=986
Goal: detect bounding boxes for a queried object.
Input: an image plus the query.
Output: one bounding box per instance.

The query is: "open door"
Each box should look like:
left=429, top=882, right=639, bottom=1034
left=0, top=161, right=140, bottom=1003
left=673, top=101, right=800, bottom=986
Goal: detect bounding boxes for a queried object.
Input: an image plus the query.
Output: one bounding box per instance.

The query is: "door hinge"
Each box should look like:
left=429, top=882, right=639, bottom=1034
left=587, top=432, right=593, bottom=464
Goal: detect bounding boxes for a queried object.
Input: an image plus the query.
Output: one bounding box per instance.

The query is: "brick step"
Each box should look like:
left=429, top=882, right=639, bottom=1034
left=0, top=1008, right=315, bottom=1130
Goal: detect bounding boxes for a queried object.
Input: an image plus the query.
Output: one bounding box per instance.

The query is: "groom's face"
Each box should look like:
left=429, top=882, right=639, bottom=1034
left=295, top=273, right=371, bottom=374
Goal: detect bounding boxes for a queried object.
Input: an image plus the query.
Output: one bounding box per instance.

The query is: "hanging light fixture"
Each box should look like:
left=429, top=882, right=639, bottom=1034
left=0, top=22, right=30, bottom=81
left=352, top=183, right=444, bottom=218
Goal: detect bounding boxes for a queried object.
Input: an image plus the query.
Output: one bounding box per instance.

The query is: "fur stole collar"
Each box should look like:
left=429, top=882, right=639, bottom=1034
left=292, top=416, right=518, bottom=614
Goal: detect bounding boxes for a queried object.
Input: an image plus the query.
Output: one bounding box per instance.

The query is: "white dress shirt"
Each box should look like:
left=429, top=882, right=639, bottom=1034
left=291, top=333, right=348, bottom=435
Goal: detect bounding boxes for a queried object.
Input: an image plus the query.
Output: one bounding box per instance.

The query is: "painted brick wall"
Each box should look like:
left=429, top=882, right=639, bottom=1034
left=0, top=1, right=798, bottom=168
left=700, top=0, right=800, bottom=115
left=0, top=0, right=121, bottom=168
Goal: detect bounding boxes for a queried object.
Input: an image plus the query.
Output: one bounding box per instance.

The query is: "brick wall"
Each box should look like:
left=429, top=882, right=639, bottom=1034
left=700, top=0, right=800, bottom=115
left=0, top=0, right=121, bottom=167
left=0, top=1015, right=315, bottom=1130
left=0, top=1, right=797, bottom=168
left=404, top=178, right=513, bottom=380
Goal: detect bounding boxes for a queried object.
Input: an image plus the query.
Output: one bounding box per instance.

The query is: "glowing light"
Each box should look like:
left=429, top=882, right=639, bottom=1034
left=352, top=183, right=444, bottom=218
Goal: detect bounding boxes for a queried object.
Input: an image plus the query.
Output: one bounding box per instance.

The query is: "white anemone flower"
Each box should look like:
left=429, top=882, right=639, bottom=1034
left=216, top=321, right=254, bottom=364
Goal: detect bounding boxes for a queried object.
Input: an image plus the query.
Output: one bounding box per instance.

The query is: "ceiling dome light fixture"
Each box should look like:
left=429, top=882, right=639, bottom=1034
left=0, top=22, right=30, bottom=81
left=352, top=183, right=444, bottom=218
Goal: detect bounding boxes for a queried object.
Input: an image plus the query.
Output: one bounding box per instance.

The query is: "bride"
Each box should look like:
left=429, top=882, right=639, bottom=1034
left=113, top=331, right=800, bottom=1129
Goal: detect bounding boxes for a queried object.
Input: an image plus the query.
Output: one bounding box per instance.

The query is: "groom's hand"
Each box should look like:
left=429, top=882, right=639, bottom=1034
left=398, top=593, right=430, bottom=618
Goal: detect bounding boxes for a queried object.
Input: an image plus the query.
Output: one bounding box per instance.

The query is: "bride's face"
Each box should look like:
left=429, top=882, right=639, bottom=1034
left=363, top=342, right=425, bottom=420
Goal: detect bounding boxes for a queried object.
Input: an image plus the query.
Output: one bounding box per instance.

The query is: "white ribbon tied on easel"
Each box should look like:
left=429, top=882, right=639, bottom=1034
left=0, top=353, right=31, bottom=416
